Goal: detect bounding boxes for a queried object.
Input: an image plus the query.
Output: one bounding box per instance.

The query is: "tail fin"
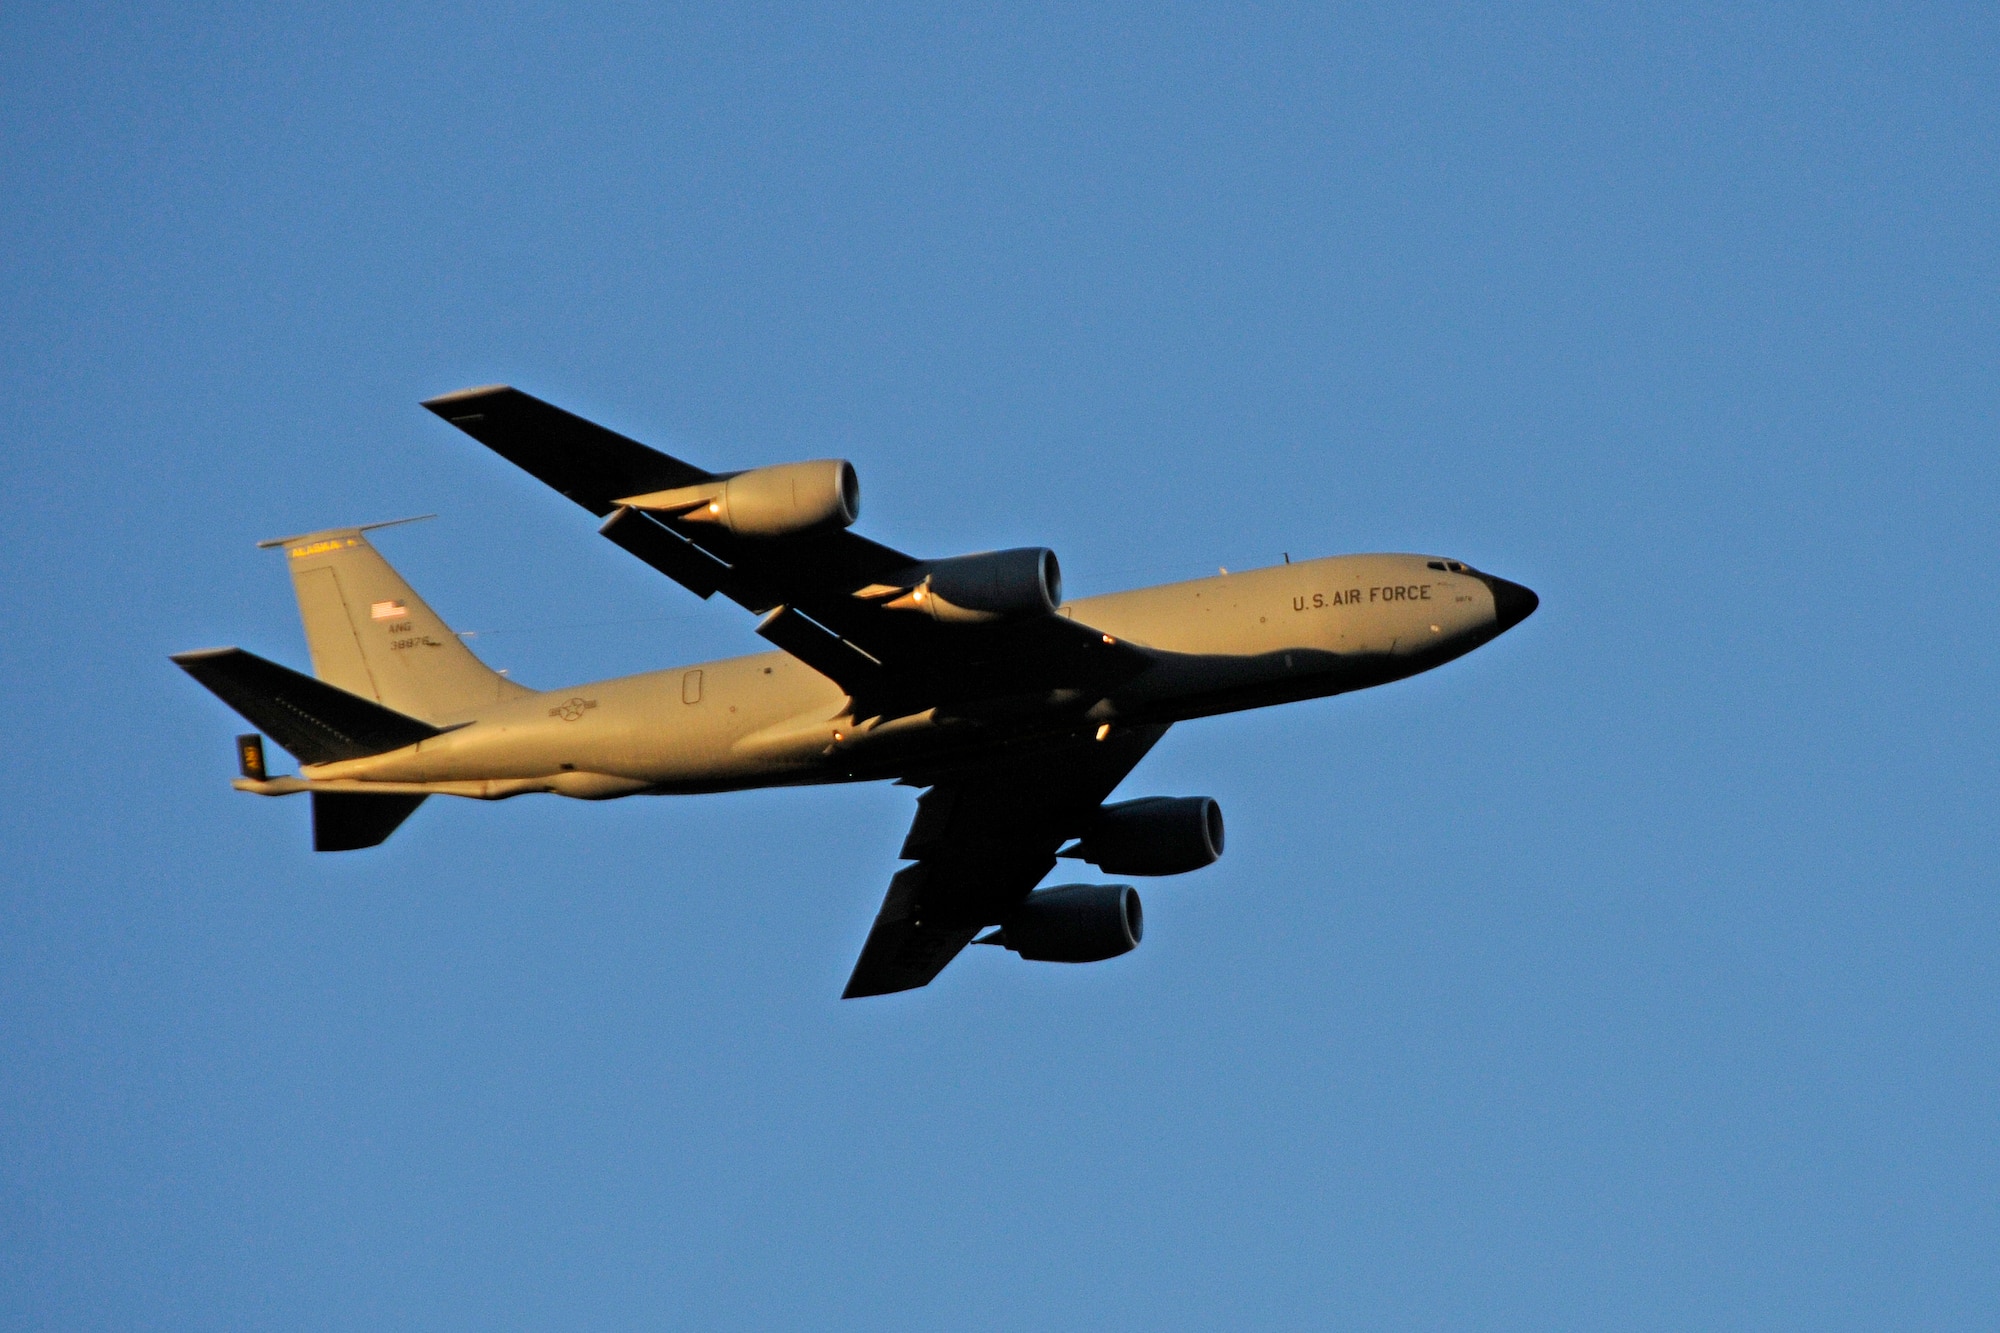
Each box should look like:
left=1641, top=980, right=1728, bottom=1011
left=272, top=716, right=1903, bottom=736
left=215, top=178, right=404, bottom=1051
left=261, top=519, right=528, bottom=723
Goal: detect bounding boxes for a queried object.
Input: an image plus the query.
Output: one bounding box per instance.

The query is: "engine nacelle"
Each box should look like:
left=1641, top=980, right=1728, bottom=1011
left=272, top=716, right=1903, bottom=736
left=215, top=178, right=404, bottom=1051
left=890, top=547, right=1062, bottom=623
left=1070, top=796, right=1224, bottom=876
left=615, top=459, right=860, bottom=538
left=994, top=883, right=1142, bottom=963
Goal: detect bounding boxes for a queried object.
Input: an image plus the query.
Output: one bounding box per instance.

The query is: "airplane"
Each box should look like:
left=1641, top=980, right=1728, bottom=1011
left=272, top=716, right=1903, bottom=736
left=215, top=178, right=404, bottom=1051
left=172, top=386, right=1538, bottom=998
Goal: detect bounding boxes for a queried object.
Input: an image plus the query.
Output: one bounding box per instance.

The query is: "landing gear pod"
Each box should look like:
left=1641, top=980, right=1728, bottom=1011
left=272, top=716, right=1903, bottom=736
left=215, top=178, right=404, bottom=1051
left=984, top=883, right=1143, bottom=963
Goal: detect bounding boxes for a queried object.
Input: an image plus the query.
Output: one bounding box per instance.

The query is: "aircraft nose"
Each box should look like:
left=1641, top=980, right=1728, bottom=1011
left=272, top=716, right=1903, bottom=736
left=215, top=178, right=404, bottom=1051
left=1481, top=575, right=1539, bottom=633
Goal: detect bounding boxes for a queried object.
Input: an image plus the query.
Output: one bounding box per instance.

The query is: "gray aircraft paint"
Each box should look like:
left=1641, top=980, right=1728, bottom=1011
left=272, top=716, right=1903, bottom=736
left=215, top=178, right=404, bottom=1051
left=251, top=546, right=1515, bottom=797
left=175, top=387, right=1536, bottom=994
left=271, top=519, right=529, bottom=721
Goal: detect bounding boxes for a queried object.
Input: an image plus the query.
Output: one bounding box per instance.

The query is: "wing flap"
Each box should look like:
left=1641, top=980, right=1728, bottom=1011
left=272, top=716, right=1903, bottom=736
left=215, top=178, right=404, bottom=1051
left=598, top=506, right=731, bottom=601
left=754, top=606, right=883, bottom=696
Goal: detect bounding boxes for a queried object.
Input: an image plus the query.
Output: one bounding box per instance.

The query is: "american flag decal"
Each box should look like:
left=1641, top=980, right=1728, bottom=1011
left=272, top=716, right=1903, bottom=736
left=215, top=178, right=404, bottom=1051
left=370, top=600, right=409, bottom=620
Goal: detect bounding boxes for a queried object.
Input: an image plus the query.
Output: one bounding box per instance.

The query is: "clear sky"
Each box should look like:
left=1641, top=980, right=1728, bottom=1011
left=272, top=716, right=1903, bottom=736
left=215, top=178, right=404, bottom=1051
left=4, top=4, right=1996, bottom=1328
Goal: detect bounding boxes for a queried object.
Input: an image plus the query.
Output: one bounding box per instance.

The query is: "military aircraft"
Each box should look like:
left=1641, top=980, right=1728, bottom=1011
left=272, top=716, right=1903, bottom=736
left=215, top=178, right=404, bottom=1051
left=173, top=386, right=1537, bottom=997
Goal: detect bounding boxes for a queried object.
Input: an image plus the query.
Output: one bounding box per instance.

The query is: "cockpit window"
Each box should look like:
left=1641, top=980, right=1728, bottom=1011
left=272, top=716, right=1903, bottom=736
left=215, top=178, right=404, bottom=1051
left=1426, top=559, right=1471, bottom=573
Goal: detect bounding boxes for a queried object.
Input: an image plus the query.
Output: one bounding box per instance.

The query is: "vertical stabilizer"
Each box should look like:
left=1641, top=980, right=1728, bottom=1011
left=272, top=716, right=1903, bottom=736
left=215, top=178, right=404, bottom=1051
left=264, top=521, right=529, bottom=723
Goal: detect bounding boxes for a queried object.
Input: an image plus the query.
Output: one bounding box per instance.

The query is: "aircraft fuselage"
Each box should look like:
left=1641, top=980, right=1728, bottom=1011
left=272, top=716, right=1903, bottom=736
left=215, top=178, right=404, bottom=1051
left=270, top=553, right=1532, bottom=801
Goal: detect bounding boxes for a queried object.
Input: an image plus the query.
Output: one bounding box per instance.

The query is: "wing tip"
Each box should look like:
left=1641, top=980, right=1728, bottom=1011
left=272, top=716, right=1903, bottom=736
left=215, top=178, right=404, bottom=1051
left=421, top=384, right=515, bottom=413
left=841, top=978, right=906, bottom=1000
left=170, top=646, right=240, bottom=666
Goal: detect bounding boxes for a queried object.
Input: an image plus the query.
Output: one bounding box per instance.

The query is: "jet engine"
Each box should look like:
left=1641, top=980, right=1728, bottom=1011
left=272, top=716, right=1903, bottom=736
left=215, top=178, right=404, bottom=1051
left=615, top=459, right=861, bottom=538
left=889, top=547, right=1062, bottom=623
left=1068, top=796, right=1224, bottom=876
left=987, top=883, right=1143, bottom=963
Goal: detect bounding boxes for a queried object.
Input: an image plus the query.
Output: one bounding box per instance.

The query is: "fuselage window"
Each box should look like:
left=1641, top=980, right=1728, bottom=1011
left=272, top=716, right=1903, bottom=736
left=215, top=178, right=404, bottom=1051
left=683, top=670, right=703, bottom=704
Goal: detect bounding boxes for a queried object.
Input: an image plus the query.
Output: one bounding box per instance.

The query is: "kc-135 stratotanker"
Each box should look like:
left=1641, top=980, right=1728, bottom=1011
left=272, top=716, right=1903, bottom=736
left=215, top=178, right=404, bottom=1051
left=174, top=387, right=1538, bottom=997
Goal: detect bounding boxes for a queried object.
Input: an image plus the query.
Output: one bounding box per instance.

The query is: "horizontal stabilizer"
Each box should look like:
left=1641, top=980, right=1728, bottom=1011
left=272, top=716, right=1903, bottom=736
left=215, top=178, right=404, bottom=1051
left=171, top=647, right=441, bottom=766
left=312, top=792, right=427, bottom=851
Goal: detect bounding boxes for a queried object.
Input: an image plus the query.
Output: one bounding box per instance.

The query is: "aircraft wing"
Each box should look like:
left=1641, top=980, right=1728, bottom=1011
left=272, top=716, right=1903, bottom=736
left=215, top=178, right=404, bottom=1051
left=424, top=385, right=916, bottom=600
left=424, top=385, right=1151, bottom=717
left=842, top=724, right=1168, bottom=998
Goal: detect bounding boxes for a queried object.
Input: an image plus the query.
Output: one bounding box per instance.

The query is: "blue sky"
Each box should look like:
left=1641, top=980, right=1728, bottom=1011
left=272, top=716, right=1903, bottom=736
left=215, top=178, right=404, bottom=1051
left=4, top=4, right=1997, bottom=1327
